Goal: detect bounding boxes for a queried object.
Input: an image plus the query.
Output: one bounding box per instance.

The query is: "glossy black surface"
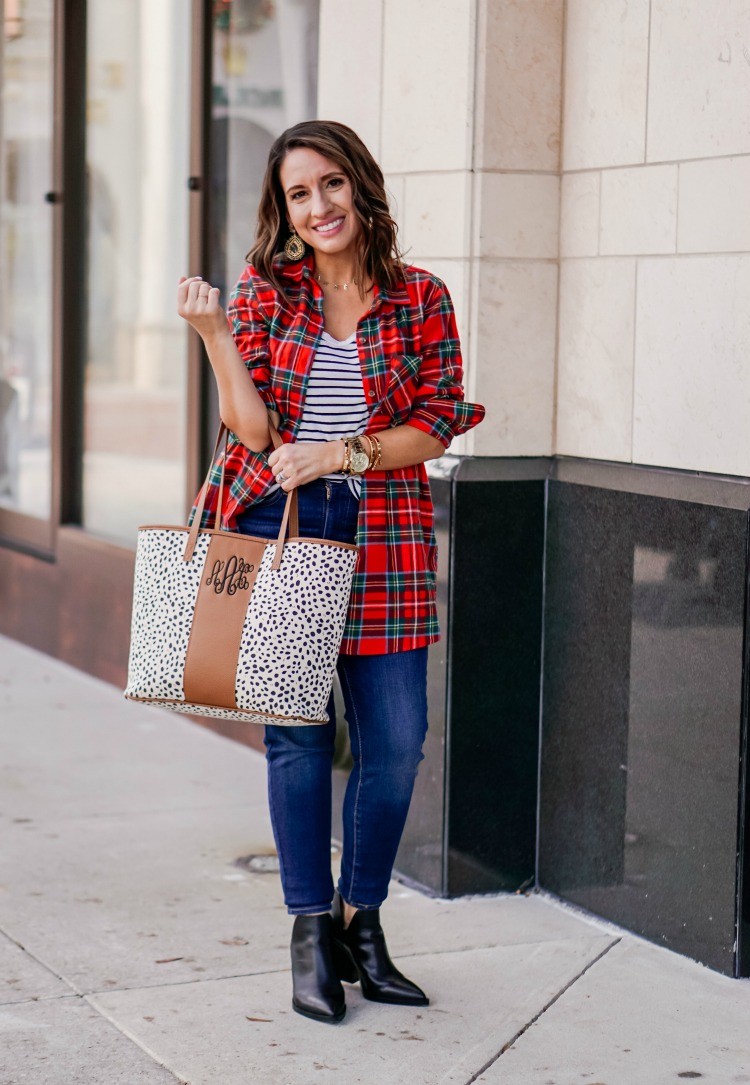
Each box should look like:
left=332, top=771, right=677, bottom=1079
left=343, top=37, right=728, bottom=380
left=539, top=482, right=749, bottom=975
left=447, top=479, right=545, bottom=893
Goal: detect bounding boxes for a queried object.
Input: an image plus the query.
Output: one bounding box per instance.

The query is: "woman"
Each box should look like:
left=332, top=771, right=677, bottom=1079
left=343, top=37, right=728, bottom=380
left=177, top=120, right=484, bottom=1024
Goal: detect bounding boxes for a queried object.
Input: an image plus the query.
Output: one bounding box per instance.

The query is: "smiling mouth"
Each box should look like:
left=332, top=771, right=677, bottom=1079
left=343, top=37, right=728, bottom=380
left=313, top=217, right=344, bottom=234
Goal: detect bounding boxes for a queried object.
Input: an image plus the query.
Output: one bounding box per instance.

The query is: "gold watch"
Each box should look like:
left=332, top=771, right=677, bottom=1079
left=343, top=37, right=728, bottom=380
left=343, top=436, right=370, bottom=476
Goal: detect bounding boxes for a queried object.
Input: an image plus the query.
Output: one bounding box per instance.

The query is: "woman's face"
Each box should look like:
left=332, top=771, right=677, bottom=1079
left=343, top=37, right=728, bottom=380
left=280, top=146, right=362, bottom=259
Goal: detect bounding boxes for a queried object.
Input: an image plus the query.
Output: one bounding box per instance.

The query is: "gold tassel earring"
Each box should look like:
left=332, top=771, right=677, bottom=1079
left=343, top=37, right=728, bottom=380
left=284, top=230, right=305, bottom=261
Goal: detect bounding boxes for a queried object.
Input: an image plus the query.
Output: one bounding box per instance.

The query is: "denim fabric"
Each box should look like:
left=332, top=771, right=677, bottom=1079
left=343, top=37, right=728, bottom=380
left=234, top=479, right=429, bottom=915
left=234, top=476, right=360, bottom=547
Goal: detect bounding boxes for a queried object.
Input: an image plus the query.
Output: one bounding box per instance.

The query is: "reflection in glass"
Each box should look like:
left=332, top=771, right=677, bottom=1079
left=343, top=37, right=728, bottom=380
left=210, top=0, right=319, bottom=296
left=83, top=1, right=190, bottom=543
left=540, top=484, right=747, bottom=973
left=0, top=0, right=54, bottom=519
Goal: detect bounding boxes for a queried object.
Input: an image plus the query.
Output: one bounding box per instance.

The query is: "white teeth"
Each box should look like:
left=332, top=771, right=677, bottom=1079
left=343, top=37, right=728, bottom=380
left=315, top=218, right=343, bottom=233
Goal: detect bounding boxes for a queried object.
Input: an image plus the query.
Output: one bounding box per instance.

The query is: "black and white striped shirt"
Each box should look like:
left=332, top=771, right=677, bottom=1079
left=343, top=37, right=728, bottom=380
left=275, top=330, right=369, bottom=499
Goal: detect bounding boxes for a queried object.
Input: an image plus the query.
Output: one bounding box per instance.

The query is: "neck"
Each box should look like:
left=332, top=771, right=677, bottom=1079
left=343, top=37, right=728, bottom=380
left=312, top=250, right=358, bottom=284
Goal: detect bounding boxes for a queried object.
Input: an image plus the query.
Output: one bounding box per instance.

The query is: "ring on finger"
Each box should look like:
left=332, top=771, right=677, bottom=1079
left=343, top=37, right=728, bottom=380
left=278, top=470, right=287, bottom=483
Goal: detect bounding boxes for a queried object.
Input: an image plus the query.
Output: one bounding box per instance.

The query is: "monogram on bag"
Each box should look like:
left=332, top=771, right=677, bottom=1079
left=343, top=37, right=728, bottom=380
left=124, top=424, right=358, bottom=724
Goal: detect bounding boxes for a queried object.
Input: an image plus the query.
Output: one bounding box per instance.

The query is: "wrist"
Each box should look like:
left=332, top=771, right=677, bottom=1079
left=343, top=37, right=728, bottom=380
left=329, top=439, right=346, bottom=474
left=202, top=325, right=233, bottom=350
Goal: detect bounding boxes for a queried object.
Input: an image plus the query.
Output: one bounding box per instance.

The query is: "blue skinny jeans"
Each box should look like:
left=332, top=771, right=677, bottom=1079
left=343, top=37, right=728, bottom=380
left=235, top=478, right=429, bottom=914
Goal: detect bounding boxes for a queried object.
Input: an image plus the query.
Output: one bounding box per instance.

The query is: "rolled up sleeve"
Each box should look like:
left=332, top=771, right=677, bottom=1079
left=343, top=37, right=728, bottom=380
left=226, top=269, right=276, bottom=411
left=406, top=278, right=485, bottom=448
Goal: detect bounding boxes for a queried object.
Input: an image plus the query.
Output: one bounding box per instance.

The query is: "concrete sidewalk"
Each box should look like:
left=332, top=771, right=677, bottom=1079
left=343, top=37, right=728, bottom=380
left=1, top=635, right=749, bottom=1085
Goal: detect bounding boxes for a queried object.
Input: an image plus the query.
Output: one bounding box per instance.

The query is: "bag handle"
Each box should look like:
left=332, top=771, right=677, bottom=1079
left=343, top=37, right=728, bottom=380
left=183, top=418, right=299, bottom=563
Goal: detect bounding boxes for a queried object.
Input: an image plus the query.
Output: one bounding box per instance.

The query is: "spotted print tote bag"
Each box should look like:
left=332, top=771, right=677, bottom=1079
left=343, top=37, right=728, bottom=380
left=124, top=424, right=358, bottom=725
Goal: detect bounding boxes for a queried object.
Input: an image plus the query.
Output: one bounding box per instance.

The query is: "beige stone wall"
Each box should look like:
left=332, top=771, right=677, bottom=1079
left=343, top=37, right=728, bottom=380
left=319, top=1, right=750, bottom=475
left=559, top=0, right=750, bottom=475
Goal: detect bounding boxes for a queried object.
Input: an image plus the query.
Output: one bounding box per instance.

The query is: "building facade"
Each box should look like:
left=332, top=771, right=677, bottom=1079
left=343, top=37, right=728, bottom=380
left=1, top=1, right=748, bottom=977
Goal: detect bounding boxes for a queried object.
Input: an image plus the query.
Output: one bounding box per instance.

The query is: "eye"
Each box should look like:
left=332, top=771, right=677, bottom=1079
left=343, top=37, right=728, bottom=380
left=327, top=176, right=345, bottom=189
left=289, top=190, right=306, bottom=201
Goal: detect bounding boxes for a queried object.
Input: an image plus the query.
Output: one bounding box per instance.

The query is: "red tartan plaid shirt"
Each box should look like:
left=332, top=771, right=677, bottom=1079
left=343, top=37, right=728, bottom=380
left=191, top=253, right=485, bottom=655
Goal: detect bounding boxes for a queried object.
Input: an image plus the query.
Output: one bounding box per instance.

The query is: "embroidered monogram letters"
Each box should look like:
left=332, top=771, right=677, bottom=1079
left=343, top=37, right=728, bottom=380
left=205, top=556, right=253, bottom=596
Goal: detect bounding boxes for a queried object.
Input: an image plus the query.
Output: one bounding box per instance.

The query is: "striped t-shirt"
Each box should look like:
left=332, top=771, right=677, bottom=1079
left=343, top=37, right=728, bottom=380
left=274, top=330, right=369, bottom=499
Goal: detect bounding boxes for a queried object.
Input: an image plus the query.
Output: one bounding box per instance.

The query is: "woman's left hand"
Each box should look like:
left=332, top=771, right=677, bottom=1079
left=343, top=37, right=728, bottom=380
left=267, top=440, right=345, bottom=492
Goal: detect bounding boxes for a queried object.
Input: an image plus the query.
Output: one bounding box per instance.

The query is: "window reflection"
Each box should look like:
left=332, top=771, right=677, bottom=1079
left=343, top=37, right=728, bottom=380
left=82, top=0, right=190, bottom=543
left=0, top=0, right=54, bottom=519
left=210, top=0, right=319, bottom=296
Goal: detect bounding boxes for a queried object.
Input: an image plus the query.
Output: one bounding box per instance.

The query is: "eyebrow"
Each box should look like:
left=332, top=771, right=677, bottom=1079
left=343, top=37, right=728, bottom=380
left=285, top=171, right=345, bottom=194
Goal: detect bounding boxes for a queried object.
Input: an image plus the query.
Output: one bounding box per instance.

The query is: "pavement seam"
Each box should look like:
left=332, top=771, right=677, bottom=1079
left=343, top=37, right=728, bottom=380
left=83, top=993, right=190, bottom=1084
left=459, top=936, right=622, bottom=1085
left=73, top=936, right=613, bottom=999
left=0, top=923, right=86, bottom=997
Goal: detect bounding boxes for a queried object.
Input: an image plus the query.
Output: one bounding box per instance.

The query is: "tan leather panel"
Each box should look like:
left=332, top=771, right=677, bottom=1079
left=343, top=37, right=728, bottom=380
left=183, top=533, right=267, bottom=709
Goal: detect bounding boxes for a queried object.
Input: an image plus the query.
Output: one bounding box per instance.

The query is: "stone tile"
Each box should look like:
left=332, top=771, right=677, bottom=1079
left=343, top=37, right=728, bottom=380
left=633, top=255, right=750, bottom=475
left=471, top=260, right=558, bottom=457
left=476, top=172, right=559, bottom=259
left=0, top=636, right=269, bottom=822
left=384, top=171, right=406, bottom=228
left=560, top=170, right=600, bottom=257
left=563, top=0, right=650, bottom=170
left=477, top=938, right=750, bottom=1082
left=0, top=933, right=71, bottom=1005
left=402, top=172, right=471, bottom=259
left=556, top=258, right=636, bottom=461
left=648, top=1, right=750, bottom=162
left=0, top=801, right=285, bottom=994
left=600, top=164, right=678, bottom=255
left=0, top=996, right=178, bottom=1084
left=89, top=936, right=616, bottom=1085
left=381, top=0, right=474, bottom=173
left=678, top=155, right=750, bottom=253
left=317, top=0, right=383, bottom=158
left=477, top=0, right=563, bottom=172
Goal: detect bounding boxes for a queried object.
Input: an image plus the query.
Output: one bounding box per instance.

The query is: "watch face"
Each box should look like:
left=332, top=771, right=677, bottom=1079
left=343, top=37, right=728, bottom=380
left=351, top=450, right=370, bottom=473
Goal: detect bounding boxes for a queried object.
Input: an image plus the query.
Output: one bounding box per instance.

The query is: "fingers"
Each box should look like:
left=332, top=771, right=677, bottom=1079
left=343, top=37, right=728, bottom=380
left=177, top=276, right=221, bottom=315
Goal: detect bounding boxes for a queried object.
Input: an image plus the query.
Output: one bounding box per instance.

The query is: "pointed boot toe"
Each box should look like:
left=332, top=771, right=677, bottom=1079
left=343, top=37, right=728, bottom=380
left=291, top=913, right=346, bottom=1023
left=331, top=892, right=429, bottom=1007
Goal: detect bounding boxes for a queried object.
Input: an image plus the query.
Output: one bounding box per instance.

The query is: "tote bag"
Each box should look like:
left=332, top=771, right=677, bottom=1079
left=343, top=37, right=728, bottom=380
left=124, top=424, right=358, bottom=725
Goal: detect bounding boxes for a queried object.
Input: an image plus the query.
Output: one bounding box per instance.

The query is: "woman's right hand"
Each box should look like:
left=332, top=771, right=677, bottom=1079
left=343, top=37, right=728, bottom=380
left=177, top=276, right=230, bottom=343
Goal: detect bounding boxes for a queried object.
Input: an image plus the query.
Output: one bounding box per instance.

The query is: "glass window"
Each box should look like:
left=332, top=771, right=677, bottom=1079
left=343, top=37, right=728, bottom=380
left=0, top=0, right=54, bottom=521
left=210, top=0, right=319, bottom=296
left=83, top=1, right=191, bottom=543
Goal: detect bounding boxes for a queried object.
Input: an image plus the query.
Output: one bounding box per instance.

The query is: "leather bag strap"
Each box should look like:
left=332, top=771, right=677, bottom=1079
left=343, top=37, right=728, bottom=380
left=183, top=418, right=299, bottom=563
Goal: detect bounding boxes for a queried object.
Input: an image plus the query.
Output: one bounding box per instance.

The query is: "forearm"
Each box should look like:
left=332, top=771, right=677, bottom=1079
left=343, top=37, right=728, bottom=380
left=329, top=424, right=444, bottom=474
left=202, top=329, right=272, bottom=452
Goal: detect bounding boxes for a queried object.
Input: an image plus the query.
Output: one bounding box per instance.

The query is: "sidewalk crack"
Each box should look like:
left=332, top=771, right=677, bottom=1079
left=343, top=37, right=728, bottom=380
left=461, top=936, right=621, bottom=1084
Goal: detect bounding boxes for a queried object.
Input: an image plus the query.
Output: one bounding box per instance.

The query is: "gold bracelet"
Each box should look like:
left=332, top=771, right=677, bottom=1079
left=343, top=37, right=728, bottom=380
left=364, top=432, right=382, bottom=469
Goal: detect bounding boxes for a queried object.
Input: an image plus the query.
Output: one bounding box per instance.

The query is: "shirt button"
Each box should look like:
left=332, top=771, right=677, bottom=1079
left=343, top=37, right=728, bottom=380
left=368, top=391, right=376, bottom=397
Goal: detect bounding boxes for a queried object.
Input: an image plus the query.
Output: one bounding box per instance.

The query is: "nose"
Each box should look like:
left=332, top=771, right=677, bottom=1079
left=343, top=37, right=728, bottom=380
left=310, top=183, right=332, bottom=219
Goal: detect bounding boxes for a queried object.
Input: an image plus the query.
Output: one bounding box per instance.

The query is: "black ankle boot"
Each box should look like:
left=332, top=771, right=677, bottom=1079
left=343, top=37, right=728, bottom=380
left=290, top=913, right=346, bottom=1023
left=331, top=891, right=429, bottom=1006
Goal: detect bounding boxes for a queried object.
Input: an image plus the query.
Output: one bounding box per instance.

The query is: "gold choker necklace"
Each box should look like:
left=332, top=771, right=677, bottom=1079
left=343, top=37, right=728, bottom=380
left=315, top=272, right=358, bottom=291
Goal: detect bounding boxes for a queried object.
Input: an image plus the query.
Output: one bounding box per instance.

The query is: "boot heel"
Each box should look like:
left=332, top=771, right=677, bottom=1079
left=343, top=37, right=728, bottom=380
left=332, top=938, right=359, bottom=983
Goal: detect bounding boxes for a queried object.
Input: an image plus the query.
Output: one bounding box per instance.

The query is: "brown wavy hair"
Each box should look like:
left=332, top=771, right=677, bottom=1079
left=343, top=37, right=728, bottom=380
left=246, top=120, right=405, bottom=300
